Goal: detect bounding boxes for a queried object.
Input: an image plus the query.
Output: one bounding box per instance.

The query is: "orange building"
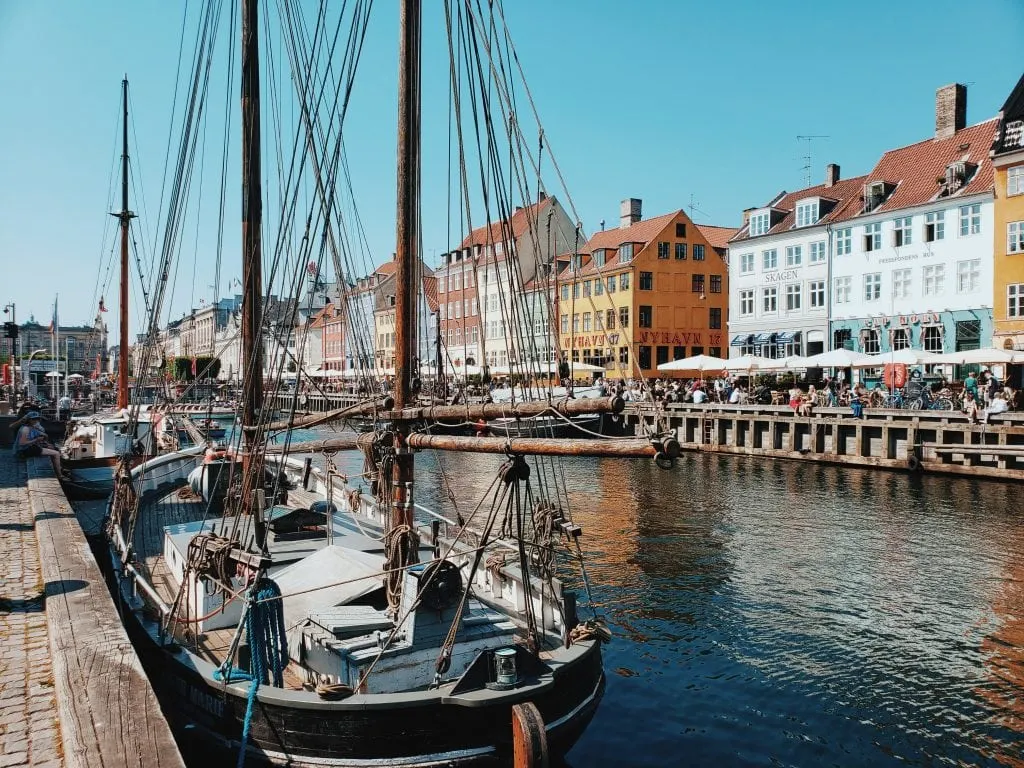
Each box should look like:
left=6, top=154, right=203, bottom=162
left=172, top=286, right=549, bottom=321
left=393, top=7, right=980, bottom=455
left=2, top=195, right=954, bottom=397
left=555, top=199, right=735, bottom=379
left=992, top=73, right=1024, bottom=360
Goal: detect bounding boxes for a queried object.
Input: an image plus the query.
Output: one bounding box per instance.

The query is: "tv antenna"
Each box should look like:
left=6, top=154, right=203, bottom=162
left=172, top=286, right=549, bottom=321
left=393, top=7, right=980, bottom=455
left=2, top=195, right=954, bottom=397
left=687, top=193, right=708, bottom=222
left=797, top=135, right=829, bottom=187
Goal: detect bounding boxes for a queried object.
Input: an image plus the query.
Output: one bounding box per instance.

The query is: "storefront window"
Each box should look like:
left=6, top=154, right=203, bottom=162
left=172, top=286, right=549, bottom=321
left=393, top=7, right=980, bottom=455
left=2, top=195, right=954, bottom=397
left=922, top=326, right=943, bottom=352
left=861, top=329, right=880, bottom=354
left=892, top=328, right=909, bottom=350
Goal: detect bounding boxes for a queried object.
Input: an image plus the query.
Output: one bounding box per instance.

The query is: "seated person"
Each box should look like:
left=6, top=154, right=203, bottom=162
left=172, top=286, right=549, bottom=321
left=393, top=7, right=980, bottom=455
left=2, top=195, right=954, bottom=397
left=14, top=413, right=65, bottom=477
left=984, top=391, right=1009, bottom=422
left=788, top=386, right=803, bottom=410
left=963, top=392, right=980, bottom=424
left=728, top=385, right=743, bottom=404
left=692, top=386, right=708, bottom=405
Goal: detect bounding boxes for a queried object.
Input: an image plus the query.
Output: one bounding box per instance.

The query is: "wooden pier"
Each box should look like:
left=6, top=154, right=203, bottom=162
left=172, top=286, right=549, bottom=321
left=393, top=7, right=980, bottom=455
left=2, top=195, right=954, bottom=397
left=626, top=403, right=1024, bottom=481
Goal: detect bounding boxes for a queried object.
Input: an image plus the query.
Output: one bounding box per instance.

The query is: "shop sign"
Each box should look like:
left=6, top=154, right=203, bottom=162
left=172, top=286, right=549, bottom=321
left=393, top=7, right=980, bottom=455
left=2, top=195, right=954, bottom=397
left=863, top=312, right=941, bottom=329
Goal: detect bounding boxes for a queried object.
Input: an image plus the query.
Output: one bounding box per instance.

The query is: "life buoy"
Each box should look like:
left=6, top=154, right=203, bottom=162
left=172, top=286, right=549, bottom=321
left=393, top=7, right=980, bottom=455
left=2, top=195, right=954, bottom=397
left=204, top=446, right=227, bottom=464
left=907, top=454, right=922, bottom=472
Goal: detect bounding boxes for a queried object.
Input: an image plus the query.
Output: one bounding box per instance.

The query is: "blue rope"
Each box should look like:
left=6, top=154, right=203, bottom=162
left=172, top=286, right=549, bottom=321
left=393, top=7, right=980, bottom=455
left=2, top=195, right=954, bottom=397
left=236, top=578, right=288, bottom=768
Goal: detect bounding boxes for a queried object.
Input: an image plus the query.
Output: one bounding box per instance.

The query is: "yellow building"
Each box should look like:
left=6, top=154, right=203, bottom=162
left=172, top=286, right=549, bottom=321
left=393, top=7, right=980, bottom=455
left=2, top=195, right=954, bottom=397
left=555, top=199, right=735, bottom=379
left=992, top=73, right=1024, bottom=360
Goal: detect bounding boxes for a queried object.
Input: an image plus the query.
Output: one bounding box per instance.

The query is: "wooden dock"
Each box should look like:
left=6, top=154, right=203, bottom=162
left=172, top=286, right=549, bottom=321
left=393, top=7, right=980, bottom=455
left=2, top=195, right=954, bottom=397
left=24, top=456, right=184, bottom=768
left=626, top=403, right=1024, bottom=481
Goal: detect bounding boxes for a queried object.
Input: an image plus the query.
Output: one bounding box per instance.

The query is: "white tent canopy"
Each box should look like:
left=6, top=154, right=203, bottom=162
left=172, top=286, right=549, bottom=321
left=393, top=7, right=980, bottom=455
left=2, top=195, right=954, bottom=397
left=803, top=349, right=875, bottom=368
left=723, top=354, right=774, bottom=372
left=44, top=371, right=62, bottom=378
left=861, top=349, right=944, bottom=366
left=657, top=354, right=727, bottom=373
left=930, top=347, right=1018, bottom=365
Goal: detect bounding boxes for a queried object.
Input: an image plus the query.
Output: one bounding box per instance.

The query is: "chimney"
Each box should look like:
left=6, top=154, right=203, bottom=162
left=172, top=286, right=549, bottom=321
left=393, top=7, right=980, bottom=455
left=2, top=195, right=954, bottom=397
left=620, top=198, right=642, bottom=228
left=825, top=163, right=840, bottom=187
left=742, top=208, right=755, bottom=226
left=935, top=83, right=967, bottom=139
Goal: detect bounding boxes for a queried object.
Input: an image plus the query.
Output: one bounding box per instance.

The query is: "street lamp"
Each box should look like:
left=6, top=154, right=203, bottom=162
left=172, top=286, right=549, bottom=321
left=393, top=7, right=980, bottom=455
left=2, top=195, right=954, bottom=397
left=25, top=349, right=49, bottom=399
left=3, top=303, right=14, bottom=406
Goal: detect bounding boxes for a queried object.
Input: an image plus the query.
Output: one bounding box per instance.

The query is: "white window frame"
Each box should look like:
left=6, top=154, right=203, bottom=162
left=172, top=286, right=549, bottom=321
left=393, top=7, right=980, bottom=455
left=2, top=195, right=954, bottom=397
left=956, top=259, right=980, bottom=293
left=925, top=211, right=945, bottom=242
left=762, top=249, right=778, bottom=271
left=809, top=241, right=826, bottom=263
left=785, top=245, right=802, bottom=267
left=892, top=268, right=912, bottom=299
left=809, top=280, right=825, bottom=308
left=740, top=253, right=754, bottom=274
left=864, top=222, right=882, bottom=252
left=740, top=289, right=754, bottom=316
left=796, top=200, right=819, bottom=227
left=923, top=264, right=945, bottom=296
left=893, top=217, right=912, bottom=247
left=835, top=227, right=852, bottom=255
left=863, top=272, right=881, bottom=301
left=785, top=283, right=802, bottom=311
left=959, top=204, right=981, bottom=236
left=833, top=276, right=851, bottom=304
left=1008, top=221, right=1024, bottom=254
left=1008, top=166, right=1024, bottom=197
left=762, top=286, right=778, bottom=313
left=750, top=212, right=770, bottom=236
left=1009, top=283, right=1024, bottom=318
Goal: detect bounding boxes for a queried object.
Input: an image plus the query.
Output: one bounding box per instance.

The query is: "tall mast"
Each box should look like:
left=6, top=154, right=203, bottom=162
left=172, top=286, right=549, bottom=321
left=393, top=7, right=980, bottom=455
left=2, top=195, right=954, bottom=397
left=391, top=0, right=421, bottom=539
left=241, top=0, right=265, bottom=543
left=116, top=77, right=134, bottom=410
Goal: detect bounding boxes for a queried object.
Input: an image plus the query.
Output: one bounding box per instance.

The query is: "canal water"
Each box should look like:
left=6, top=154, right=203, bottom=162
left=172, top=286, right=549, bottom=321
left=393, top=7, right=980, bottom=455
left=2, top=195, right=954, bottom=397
left=306, top=433, right=1024, bottom=767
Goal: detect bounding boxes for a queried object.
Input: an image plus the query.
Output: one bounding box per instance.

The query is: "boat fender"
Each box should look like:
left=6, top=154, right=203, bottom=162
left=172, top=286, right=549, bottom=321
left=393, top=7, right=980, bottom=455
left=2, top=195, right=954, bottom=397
left=654, top=451, right=675, bottom=470
left=907, top=454, right=922, bottom=472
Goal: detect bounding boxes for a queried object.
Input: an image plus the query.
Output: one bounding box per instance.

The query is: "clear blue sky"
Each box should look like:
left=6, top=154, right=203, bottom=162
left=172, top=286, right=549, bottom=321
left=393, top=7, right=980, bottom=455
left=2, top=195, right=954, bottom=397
left=0, top=0, right=1020, bottom=338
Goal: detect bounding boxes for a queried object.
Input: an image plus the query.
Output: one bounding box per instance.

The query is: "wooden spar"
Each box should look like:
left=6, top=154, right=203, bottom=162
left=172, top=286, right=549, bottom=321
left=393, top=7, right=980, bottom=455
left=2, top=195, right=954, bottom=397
left=253, top=398, right=393, bottom=433
left=391, top=0, right=421, bottom=543
left=240, top=0, right=266, bottom=547
left=264, top=437, right=360, bottom=455
left=116, top=77, right=135, bottom=411
left=385, top=395, right=624, bottom=422
left=407, top=433, right=663, bottom=458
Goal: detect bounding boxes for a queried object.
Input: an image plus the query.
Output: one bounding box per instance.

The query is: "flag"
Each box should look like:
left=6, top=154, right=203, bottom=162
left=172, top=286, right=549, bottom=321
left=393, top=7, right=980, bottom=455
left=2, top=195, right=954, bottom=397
left=49, top=295, right=58, bottom=333
left=98, top=297, right=108, bottom=312
left=191, top=357, right=197, bottom=377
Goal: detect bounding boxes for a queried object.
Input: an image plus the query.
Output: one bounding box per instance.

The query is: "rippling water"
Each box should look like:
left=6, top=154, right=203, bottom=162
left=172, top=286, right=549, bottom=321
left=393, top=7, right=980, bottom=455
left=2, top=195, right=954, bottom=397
left=367, top=444, right=1024, bottom=767
left=175, top=422, right=1024, bottom=765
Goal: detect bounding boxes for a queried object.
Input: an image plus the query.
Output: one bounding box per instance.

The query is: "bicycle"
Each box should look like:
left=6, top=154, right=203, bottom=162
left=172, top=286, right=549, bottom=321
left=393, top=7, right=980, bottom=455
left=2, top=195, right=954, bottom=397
left=908, top=388, right=955, bottom=411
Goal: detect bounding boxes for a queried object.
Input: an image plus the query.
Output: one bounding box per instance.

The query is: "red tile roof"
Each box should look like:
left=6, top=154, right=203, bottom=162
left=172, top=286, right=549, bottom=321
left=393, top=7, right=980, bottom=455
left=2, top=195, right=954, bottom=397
left=457, top=198, right=553, bottom=249
left=695, top=224, right=739, bottom=251
left=582, top=211, right=678, bottom=252
left=422, top=275, right=439, bottom=313
left=731, top=175, right=868, bottom=242
left=830, top=118, right=997, bottom=224
left=372, top=260, right=396, bottom=277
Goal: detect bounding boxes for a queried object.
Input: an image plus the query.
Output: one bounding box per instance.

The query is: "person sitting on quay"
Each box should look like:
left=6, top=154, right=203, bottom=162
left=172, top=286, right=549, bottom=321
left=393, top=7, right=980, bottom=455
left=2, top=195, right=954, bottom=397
left=692, top=384, right=708, bottom=404
left=788, top=385, right=803, bottom=411
left=963, top=391, right=981, bottom=424
left=729, top=384, right=745, bottom=404
left=964, top=370, right=979, bottom=403
left=983, top=391, right=1010, bottom=423
left=13, top=412, right=66, bottom=477
left=799, top=385, right=817, bottom=417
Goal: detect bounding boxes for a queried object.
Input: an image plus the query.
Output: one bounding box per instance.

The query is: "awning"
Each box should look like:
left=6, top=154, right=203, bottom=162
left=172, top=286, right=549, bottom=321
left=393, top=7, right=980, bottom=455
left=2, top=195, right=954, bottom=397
left=752, top=332, right=775, bottom=345
left=775, top=331, right=799, bottom=344
left=730, top=333, right=753, bottom=347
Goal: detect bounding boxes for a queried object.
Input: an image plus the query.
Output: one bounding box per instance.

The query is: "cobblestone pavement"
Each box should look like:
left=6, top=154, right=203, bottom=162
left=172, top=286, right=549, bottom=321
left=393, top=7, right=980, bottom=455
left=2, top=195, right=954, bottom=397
left=0, top=457, right=63, bottom=767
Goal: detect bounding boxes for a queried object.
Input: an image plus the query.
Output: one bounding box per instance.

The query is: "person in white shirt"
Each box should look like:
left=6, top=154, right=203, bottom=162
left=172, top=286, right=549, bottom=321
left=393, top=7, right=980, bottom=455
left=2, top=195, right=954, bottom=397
left=57, top=394, right=73, bottom=421
left=984, top=392, right=1009, bottom=422
left=692, top=387, right=708, bottom=404
left=728, top=386, right=742, bottom=404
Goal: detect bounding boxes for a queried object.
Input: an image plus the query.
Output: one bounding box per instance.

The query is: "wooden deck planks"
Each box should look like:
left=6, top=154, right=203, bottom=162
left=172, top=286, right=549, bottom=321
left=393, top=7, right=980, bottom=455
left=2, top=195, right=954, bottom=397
left=27, top=458, right=184, bottom=768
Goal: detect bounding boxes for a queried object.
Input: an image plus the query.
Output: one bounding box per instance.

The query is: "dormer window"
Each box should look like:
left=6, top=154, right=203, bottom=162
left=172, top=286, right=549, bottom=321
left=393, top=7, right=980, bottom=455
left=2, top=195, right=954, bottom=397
left=618, top=243, right=635, bottom=262
left=796, top=199, right=819, bottom=227
left=938, top=161, right=978, bottom=196
left=749, top=212, right=770, bottom=236
left=592, top=249, right=607, bottom=267
left=863, top=181, right=895, bottom=213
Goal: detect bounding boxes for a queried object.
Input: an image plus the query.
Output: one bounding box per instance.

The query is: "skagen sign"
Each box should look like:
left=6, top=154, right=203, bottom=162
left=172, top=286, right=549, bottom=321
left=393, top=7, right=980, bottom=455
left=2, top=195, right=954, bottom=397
left=763, top=269, right=799, bottom=284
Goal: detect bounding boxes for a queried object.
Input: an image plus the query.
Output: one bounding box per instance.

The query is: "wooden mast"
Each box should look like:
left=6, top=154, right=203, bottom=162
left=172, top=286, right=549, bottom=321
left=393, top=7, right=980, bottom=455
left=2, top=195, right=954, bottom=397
left=392, top=0, right=421, bottom=539
left=241, top=0, right=266, bottom=545
left=116, top=77, right=134, bottom=411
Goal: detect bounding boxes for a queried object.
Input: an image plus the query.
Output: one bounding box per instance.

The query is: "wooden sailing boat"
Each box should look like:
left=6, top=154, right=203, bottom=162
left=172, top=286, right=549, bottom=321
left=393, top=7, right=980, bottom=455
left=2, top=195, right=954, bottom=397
left=102, top=2, right=679, bottom=764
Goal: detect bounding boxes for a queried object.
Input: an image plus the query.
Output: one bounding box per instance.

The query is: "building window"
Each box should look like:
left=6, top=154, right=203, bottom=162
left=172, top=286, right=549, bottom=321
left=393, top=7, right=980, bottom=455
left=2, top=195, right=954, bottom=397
left=955, top=319, right=981, bottom=351
left=862, top=329, right=880, bottom=354
left=1009, top=221, right=1024, bottom=254
left=638, top=345, right=652, bottom=370
left=593, top=249, right=606, bottom=267
left=675, top=243, right=687, bottom=260
left=606, top=309, right=616, bottom=329
left=925, top=211, right=945, bottom=242
left=657, top=242, right=670, bottom=259
left=572, top=283, right=580, bottom=299
left=957, top=259, right=980, bottom=293
left=709, top=307, right=722, bottom=329
left=959, top=204, right=981, bottom=236
left=572, top=314, right=580, bottom=333
left=892, top=328, right=910, bottom=350
left=833, top=328, right=853, bottom=350
left=580, top=312, right=590, bottom=332
left=676, top=223, right=687, bottom=238
left=710, top=346, right=722, bottom=357
left=763, top=287, right=778, bottom=313
left=835, top=227, right=852, bottom=255
left=638, top=306, right=652, bottom=328
left=594, top=279, right=604, bottom=296
left=673, top=345, right=686, bottom=360
left=893, top=217, right=912, bottom=246
left=762, top=249, right=778, bottom=270
left=810, top=241, right=826, bottom=263
left=618, top=346, right=629, bottom=365
left=740, top=289, right=754, bottom=316
left=739, top=253, right=753, bottom=273
left=922, top=325, right=943, bottom=352
left=785, top=284, right=801, bottom=311
left=891, top=268, right=911, bottom=299
left=750, top=212, right=770, bottom=236
left=1009, top=284, right=1024, bottom=317
left=639, top=271, right=653, bottom=290
left=618, top=243, right=635, bottom=262
left=693, top=244, right=705, bottom=261
left=607, top=276, right=616, bottom=293
left=864, top=273, right=881, bottom=301
left=864, top=222, right=882, bottom=251
left=583, top=280, right=592, bottom=297
left=923, top=264, right=945, bottom=296
left=785, top=245, right=802, bottom=267
left=1009, top=166, right=1024, bottom=196
left=619, top=307, right=629, bottom=328
left=796, top=201, right=818, bottom=227
left=656, top=346, right=669, bottom=366
left=809, top=280, right=825, bottom=308
left=620, top=273, right=630, bottom=290
left=709, top=275, right=722, bottom=293
left=692, top=274, right=706, bottom=294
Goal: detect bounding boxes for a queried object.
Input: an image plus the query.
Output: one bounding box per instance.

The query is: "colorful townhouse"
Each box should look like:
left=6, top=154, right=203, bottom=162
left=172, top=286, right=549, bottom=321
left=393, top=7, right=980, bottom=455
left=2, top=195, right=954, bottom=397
left=991, top=73, right=1024, bottom=362
left=556, top=198, right=735, bottom=378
